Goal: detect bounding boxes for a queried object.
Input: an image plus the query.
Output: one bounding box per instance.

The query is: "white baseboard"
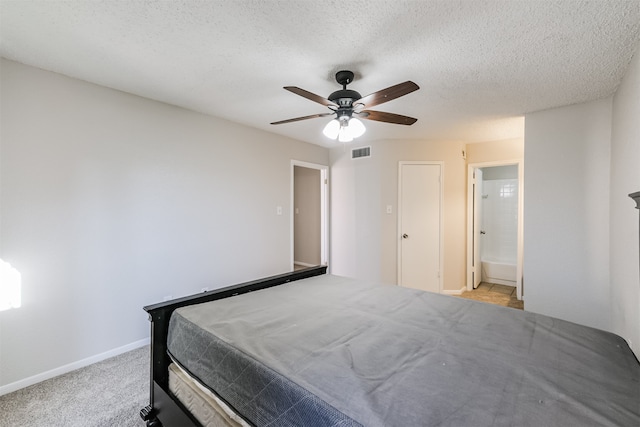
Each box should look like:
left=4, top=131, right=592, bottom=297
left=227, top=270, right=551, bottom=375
left=485, top=278, right=517, bottom=287
left=293, top=261, right=316, bottom=267
left=442, top=286, right=466, bottom=296
left=0, top=337, right=149, bottom=397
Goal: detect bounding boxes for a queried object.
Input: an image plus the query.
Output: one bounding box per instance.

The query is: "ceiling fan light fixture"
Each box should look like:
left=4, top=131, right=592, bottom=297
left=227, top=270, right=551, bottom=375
left=338, top=127, right=354, bottom=142
left=348, top=117, right=366, bottom=138
left=323, top=116, right=365, bottom=142
left=322, top=119, right=341, bottom=139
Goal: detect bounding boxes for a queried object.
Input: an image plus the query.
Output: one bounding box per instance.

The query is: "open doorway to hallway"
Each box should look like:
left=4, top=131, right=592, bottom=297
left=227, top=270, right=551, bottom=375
left=291, top=161, right=328, bottom=271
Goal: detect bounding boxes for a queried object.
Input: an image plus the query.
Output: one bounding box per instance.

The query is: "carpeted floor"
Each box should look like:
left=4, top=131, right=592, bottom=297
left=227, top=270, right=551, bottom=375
left=0, top=346, right=149, bottom=427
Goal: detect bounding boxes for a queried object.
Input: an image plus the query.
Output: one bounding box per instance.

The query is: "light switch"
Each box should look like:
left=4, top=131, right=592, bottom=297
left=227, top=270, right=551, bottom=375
left=277, top=206, right=283, bottom=215
left=295, top=208, right=299, bottom=214
left=386, top=205, right=393, bottom=214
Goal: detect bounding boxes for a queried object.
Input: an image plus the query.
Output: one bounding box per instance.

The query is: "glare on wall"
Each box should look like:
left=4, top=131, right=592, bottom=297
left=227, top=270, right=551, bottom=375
left=0, top=259, right=21, bottom=311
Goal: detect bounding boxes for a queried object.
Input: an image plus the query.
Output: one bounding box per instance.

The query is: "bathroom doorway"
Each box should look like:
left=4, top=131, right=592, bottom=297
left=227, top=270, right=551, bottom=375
left=467, top=160, right=524, bottom=300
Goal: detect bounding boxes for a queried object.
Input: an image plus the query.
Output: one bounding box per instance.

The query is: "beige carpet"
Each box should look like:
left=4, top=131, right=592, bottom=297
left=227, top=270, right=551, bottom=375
left=0, top=346, right=148, bottom=427
left=456, top=282, right=524, bottom=310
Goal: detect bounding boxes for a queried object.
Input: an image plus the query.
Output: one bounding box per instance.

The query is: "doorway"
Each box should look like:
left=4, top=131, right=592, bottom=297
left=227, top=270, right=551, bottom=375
left=291, top=160, right=328, bottom=270
left=466, top=160, right=524, bottom=300
left=397, top=162, right=443, bottom=293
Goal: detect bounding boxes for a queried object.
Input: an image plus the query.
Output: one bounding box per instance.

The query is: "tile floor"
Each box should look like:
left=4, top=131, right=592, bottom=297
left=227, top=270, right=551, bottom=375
left=456, top=282, right=524, bottom=310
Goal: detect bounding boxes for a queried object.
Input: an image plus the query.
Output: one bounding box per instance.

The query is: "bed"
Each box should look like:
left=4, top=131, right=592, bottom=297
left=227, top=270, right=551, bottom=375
left=140, top=265, right=639, bottom=427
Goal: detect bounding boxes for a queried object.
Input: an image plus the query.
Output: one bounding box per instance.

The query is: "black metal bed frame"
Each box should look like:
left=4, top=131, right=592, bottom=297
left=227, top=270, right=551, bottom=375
left=139, top=265, right=328, bottom=427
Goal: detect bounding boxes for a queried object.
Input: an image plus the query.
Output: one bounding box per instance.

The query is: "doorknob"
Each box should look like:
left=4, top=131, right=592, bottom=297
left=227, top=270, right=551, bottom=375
left=402, top=233, right=409, bottom=239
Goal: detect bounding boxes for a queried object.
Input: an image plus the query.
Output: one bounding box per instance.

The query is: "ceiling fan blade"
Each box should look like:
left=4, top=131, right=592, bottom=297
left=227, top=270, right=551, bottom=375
left=355, top=81, right=419, bottom=109
left=284, top=86, right=337, bottom=107
left=270, top=112, right=334, bottom=125
left=357, top=110, right=418, bottom=125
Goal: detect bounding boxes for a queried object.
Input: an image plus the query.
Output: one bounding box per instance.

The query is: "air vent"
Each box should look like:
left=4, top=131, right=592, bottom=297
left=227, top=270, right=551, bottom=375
left=351, top=146, right=371, bottom=159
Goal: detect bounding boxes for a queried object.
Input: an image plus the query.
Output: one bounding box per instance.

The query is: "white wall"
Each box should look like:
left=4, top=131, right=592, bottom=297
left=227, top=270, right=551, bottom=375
left=0, top=59, right=328, bottom=390
left=524, top=98, right=613, bottom=331
left=466, top=138, right=524, bottom=164
left=330, top=139, right=467, bottom=291
left=610, top=49, right=640, bottom=356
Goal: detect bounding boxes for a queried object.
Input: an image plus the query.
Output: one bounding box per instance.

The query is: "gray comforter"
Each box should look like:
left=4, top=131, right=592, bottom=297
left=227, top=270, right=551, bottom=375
left=167, top=274, right=640, bottom=426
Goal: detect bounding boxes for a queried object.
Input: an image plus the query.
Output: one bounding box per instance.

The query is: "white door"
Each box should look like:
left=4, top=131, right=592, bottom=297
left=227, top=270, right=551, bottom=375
left=398, top=163, right=442, bottom=293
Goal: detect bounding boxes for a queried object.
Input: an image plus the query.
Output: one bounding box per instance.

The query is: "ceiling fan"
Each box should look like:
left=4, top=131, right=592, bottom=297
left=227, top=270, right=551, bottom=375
left=271, top=70, right=419, bottom=142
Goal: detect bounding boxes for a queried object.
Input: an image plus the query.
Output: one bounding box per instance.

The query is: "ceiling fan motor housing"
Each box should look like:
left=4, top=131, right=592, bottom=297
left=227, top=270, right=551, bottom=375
left=329, top=89, right=361, bottom=107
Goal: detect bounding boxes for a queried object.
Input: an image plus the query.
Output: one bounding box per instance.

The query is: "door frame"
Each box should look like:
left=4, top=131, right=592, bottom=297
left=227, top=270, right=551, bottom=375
left=397, top=161, right=444, bottom=293
left=466, top=159, right=524, bottom=299
left=290, top=160, right=329, bottom=270
left=470, top=167, right=484, bottom=290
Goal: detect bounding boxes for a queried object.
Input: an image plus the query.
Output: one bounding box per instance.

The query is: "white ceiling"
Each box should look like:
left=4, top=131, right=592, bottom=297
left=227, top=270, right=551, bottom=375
left=1, top=1, right=639, bottom=147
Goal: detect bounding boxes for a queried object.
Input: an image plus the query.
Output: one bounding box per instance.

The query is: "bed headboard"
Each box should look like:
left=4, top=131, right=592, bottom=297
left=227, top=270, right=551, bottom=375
left=143, top=266, right=327, bottom=390
left=140, top=265, right=328, bottom=426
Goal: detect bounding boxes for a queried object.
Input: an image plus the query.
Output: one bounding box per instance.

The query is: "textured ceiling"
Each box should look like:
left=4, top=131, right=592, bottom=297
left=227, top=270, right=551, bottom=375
left=1, top=0, right=639, bottom=147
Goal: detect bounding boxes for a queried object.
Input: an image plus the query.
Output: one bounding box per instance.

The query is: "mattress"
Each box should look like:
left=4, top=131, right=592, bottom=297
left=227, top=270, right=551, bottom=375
left=167, top=274, right=640, bottom=426
left=168, top=362, right=250, bottom=427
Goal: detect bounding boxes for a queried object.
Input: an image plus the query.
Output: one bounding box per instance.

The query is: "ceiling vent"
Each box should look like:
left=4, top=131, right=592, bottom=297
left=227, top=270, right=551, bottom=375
left=351, top=146, right=371, bottom=159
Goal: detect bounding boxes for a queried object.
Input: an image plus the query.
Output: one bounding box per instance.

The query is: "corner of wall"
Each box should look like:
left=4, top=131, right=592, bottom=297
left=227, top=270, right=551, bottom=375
left=610, top=45, right=640, bottom=357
